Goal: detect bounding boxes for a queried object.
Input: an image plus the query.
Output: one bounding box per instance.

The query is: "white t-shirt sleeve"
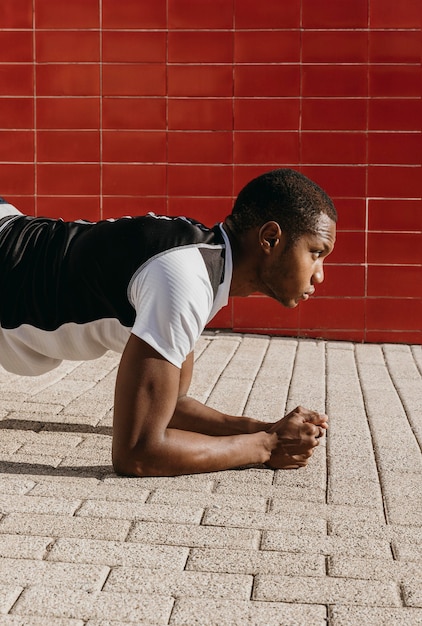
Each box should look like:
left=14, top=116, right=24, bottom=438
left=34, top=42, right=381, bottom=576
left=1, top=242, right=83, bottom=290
left=128, top=247, right=214, bottom=368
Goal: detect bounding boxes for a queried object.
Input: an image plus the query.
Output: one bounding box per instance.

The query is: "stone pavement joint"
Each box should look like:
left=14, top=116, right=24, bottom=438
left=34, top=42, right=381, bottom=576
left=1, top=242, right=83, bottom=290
left=0, top=332, right=420, bottom=625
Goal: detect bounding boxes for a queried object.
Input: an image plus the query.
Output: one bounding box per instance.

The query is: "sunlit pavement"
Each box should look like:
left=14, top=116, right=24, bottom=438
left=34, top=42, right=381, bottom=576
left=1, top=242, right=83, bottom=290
left=0, top=332, right=420, bottom=625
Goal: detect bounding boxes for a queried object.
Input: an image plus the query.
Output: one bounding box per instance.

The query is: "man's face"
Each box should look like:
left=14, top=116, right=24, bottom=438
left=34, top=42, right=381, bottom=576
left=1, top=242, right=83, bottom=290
left=258, top=213, right=336, bottom=308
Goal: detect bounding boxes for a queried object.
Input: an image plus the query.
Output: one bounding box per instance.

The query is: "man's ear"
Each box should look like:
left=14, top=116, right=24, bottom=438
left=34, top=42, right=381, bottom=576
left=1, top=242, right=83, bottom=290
left=259, top=221, right=282, bottom=253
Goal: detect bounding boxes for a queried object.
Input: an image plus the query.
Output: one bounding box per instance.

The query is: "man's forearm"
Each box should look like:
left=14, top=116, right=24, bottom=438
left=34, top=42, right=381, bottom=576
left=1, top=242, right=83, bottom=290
left=126, top=428, right=277, bottom=477
left=170, top=395, right=270, bottom=436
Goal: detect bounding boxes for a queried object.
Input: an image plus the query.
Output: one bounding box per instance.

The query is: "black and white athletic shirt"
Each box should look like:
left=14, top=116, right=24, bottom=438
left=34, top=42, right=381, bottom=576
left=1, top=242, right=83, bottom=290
left=0, top=200, right=232, bottom=376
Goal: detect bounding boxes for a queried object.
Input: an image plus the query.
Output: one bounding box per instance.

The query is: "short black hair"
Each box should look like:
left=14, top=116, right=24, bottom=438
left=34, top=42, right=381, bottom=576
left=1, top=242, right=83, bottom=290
left=227, top=169, right=337, bottom=242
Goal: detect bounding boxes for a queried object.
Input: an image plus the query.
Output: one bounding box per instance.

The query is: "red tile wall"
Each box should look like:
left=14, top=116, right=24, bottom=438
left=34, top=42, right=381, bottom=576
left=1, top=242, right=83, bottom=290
left=1, top=0, right=420, bottom=344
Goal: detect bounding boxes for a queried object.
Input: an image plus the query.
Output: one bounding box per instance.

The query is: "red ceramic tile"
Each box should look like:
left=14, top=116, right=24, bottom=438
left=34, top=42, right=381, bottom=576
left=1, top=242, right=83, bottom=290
left=302, top=99, right=367, bottom=131
left=37, top=163, right=100, bottom=196
left=37, top=130, right=100, bottom=162
left=368, top=133, right=420, bottom=166
left=302, top=31, right=368, bottom=63
left=168, top=165, right=232, bottom=197
left=368, top=199, right=421, bottom=232
left=168, top=0, right=233, bottom=28
left=299, top=297, right=365, bottom=330
left=302, top=66, right=367, bottom=98
left=168, top=66, right=233, bottom=98
left=327, top=231, right=366, bottom=265
left=0, top=164, right=34, bottom=195
left=103, top=98, right=166, bottom=131
left=332, top=198, right=366, bottom=231
left=169, top=32, right=233, bottom=64
left=2, top=0, right=32, bottom=28
left=366, top=329, right=421, bottom=344
left=317, top=265, right=365, bottom=297
left=36, top=64, right=99, bottom=97
left=234, top=0, right=300, bottom=28
left=0, top=31, right=32, bottom=63
left=369, top=31, right=420, bottom=64
left=168, top=197, right=233, bottom=225
left=366, top=298, right=421, bottom=332
left=234, top=131, right=299, bottom=165
left=103, top=130, right=166, bottom=163
left=367, top=233, right=421, bottom=265
left=370, top=0, right=420, bottom=27
left=206, top=303, right=233, bottom=329
left=370, top=66, right=420, bottom=98
left=103, top=32, right=166, bottom=64
left=301, top=132, right=366, bottom=165
left=102, top=164, right=166, bottom=196
left=235, top=31, right=300, bottom=64
left=368, top=166, right=421, bottom=199
left=102, top=0, right=166, bottom=28
left=302, top=0, right=368, bottom=28
left=300, top=329, right=365, bottom=342
left=103, top=65, right=166, bottom=97
left=102, top=196, right=167, bottom=219
left=35, top=0, right=99, bottom=28
left=234, top=99, right=300, bottom=131
left=36, top=196, right=100, bottom=222
left=36, top=98, right=100, bottom=130
left=0, top=131, right=34, bottom=162
left=300, top=166, right=366, bottom=198
left=233, top=296, right=300, bottom=331
left=168, top=132, right=233, bottom=165
left=368, top=99, right=420, bottom=132
left=7, top=196, right=35, bottom=215
left=0, top=65, right=33, bottom=96
left=367, top=266, right=421, bottom=298
left=0, top=99, right=33, bottom=130
left=235, top=65, right=300, bottom=97
left=36, top=31, right=100, bottom=63
left=168, top=99, right=233, bottom=131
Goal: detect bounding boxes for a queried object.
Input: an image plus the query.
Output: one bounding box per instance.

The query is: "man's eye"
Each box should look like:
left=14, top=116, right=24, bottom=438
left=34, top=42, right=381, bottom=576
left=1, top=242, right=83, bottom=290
left=312, top=251, right=323, bottom=258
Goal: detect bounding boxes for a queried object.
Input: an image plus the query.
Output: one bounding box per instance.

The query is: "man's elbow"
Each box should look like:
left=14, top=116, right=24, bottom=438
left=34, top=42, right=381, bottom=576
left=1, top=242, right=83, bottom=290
left=112, top=442, right=164, bottom=478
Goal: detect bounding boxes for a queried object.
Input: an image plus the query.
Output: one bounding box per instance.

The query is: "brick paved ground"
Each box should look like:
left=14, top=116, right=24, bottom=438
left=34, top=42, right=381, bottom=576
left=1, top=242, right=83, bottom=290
left=0, top=332, right=420, bottom=625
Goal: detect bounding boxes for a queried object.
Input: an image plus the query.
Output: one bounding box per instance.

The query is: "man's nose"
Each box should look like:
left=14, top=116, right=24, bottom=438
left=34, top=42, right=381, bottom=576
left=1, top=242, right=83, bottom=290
left=312, top=263, right=324, bottom=284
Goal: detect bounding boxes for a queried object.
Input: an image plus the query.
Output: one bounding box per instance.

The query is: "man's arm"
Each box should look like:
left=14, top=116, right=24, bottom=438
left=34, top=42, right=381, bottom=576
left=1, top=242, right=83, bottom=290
left=112, top=334, right=278, bottom=477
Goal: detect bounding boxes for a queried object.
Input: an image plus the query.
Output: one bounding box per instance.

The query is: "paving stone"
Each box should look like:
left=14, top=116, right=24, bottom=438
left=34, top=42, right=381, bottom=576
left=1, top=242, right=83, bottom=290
left=215, top=481, right=326, bottom=502
left=261, top=532, right=392, bottom=559
left=0, top=513, right=130, bottom=541
left=148, top=488, right=268, bottom=511
left=11, top=587, right=174, bottom=623
left=0, top=494, right=80, bottom=516
left=104, top=568, right=253, bottom=599
left=128, top=521, right=261, bottom=549
left=103, top=474, right=215, bottom=492
left=170, top=597, right=326, bottom=626
left=392, top=540, right=422, bottom=562
left=253, top=574, right=401, bottom=606
left=76, top=500, right=203, bottom=524
left=0, top=534, right=52, bottom=559
left=29, top=481, right=150, bottom=502
left=328, top=555, right=421, bottom=582
left=47, top=537, right=188, bottom=568
left=0, top=558, right=109, bottom=592
left=329, top=606, right=422, bottom=626
left=186, top=547, right=325, bottom=576
left=0, top=617, right=84, bottom=626
left=403, top=579, right=422, bottom=608
left=202, top=508, right=327, bottom=533
left=0, top=585, right=23, bottom=613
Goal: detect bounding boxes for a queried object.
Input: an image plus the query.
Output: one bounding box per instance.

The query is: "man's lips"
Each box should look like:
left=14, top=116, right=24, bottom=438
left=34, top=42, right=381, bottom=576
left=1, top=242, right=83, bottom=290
left=301, top=287, right=315, bottom=301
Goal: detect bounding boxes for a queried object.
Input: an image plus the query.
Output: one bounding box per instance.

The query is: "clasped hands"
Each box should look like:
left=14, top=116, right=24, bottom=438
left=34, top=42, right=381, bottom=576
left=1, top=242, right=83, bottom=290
left=265, top=405, right=328, bottom=469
